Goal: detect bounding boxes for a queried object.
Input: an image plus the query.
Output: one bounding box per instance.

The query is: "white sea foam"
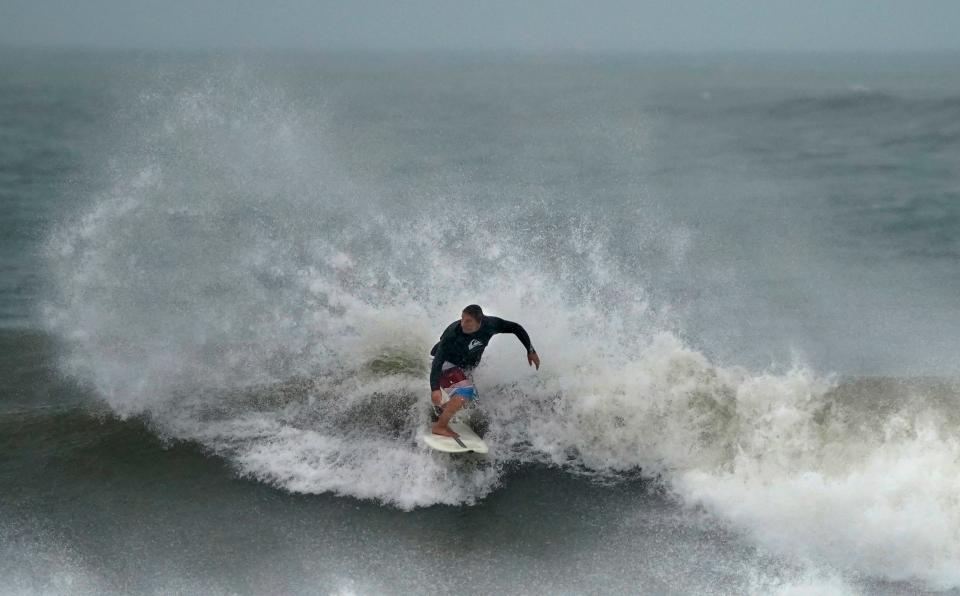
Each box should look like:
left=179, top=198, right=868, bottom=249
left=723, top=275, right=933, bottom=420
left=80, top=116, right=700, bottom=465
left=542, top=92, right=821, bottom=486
left=43, top=74, right=960, bottom=590
left=746, top=568, right=859, bottom=596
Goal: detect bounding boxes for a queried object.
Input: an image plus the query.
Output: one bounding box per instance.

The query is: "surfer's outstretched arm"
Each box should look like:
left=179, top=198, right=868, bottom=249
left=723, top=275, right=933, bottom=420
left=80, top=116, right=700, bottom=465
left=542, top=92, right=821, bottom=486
left=489, top=317, right=540, bottom=369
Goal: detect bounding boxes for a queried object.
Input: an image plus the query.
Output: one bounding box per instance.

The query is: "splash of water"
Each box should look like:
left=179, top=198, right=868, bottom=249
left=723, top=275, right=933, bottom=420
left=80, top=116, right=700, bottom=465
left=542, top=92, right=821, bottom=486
left=43, top=73, right=960, bottom=589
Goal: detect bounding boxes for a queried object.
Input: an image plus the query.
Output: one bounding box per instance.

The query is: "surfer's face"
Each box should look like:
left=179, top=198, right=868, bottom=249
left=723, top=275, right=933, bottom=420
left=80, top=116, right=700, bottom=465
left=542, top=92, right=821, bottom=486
left=461, top=313, right=481, bottom=334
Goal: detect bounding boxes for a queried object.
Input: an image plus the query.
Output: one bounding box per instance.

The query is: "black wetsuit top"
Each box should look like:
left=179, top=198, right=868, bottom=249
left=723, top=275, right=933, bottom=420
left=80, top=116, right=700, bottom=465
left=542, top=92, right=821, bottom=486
left=429, top=316, right=535, bottom=390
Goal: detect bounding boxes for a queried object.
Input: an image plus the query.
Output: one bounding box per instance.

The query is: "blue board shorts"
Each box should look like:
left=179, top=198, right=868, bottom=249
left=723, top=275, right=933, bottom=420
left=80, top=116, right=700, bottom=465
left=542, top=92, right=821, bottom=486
left=438, top=366, right=478, bottom=402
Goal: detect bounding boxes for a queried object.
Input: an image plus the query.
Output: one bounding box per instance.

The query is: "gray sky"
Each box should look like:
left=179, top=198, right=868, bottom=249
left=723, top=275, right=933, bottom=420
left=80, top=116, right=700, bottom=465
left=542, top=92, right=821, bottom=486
left=2, top=0, right=960, bottom=52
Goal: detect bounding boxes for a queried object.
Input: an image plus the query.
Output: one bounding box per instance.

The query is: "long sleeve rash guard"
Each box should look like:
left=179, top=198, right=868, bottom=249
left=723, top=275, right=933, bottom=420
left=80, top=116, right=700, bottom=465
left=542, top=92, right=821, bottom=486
left=429, top=316, right=534, bottom=391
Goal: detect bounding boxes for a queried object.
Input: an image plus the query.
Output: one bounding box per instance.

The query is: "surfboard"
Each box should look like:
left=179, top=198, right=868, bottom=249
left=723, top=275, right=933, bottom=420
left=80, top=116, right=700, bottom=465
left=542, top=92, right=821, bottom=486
left=422, top=420, right=488, bottom=453
left=423, top=384, right=488, bottom=453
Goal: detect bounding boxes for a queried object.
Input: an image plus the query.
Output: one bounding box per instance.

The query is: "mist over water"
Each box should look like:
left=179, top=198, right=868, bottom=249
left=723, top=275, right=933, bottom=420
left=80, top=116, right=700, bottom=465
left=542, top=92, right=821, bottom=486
left=2, top=51, right=958, bottom=593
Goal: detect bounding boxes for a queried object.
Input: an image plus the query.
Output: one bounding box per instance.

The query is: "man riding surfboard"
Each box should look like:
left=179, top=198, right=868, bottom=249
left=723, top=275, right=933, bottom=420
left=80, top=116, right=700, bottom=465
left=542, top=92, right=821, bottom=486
left=430, top=305, right=540, bottom=437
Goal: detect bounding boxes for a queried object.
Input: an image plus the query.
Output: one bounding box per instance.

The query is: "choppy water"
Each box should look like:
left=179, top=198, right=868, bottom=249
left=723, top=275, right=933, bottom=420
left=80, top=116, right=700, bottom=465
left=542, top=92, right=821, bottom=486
left=2, top=49, right=960, bottom=594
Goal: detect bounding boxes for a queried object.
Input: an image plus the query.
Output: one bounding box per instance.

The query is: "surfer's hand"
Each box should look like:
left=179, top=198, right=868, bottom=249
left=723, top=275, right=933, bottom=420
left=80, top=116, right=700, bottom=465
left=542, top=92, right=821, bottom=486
left=528, top=351, right=540, bottom=370
left=431, top=390, right=443, bottom=406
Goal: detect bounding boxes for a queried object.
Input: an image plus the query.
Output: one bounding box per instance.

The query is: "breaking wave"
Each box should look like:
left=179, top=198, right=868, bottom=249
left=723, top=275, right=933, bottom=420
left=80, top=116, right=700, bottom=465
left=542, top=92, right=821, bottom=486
left=42, top=73, right=960, bottom=589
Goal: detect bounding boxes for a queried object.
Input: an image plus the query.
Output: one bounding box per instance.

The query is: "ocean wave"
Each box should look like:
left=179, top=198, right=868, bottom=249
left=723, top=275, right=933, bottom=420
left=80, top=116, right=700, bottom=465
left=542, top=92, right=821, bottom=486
left=40, top=73, right=960, bottom=589
left=750, top=90, right=960, bottom=125
left=766, top=90, right=899, bottom=116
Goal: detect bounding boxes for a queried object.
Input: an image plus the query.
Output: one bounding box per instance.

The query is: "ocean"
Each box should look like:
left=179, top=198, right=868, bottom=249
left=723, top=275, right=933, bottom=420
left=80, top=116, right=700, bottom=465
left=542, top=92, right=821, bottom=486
left=1, top=48, right=959, bottom=595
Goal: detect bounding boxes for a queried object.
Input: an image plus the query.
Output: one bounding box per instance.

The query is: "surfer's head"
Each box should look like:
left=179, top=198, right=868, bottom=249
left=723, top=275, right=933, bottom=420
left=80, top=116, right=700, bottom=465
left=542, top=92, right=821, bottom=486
left=461, top=304, right=483, bottom=333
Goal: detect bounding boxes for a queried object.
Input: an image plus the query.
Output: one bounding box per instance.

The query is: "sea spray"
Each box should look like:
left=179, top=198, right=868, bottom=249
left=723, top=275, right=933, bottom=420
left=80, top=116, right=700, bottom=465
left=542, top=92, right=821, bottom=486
left=42, top=72, right=960, bottom=589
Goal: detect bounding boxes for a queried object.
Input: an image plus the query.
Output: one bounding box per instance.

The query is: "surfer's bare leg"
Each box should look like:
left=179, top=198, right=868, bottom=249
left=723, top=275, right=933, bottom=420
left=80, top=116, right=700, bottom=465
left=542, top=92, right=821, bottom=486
left=432, top=395, right=466, bottom=437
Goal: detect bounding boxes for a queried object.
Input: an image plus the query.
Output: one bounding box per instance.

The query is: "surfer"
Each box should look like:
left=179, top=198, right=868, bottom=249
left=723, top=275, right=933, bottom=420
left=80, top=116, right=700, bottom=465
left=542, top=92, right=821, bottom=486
left=430, top=304, right=539, bottom=437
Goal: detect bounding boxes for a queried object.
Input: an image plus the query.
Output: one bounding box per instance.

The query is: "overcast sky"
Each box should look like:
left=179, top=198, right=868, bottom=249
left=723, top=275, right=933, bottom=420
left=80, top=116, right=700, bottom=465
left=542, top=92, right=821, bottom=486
left=2, top=0, right=960, bottom=52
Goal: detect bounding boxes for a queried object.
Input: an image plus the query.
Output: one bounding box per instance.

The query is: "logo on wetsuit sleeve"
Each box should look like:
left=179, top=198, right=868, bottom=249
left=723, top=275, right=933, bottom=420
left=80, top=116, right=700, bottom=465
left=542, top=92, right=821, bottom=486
left=467, top=339, right=484, bottom=351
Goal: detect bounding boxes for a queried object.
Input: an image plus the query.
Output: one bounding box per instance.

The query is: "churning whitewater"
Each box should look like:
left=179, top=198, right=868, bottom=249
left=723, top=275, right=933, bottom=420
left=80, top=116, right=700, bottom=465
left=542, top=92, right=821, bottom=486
left=42, top=74, right=960, bottom=590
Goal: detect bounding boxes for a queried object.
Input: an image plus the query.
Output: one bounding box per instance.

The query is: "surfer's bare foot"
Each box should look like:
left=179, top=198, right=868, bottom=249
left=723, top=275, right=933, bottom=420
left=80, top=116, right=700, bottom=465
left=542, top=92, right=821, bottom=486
left=431, top=424, right=459, bottom=438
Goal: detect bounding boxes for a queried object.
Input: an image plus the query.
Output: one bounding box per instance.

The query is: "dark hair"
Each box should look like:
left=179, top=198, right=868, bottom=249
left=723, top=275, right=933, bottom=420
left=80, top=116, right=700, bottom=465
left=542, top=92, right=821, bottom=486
left=462, top=304, right=484, bottom=322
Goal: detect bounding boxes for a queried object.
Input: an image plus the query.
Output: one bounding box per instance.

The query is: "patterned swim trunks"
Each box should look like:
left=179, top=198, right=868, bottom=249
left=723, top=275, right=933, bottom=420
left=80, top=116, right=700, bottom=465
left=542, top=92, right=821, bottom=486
left=438, top=365, right=478, bottom=402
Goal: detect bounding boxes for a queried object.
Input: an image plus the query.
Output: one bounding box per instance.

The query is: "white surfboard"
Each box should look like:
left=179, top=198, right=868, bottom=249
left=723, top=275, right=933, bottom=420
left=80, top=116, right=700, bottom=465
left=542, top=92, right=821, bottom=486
left=422, top=420, right=488, bottom=453
left=423, top=385, right=488, bottom=453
